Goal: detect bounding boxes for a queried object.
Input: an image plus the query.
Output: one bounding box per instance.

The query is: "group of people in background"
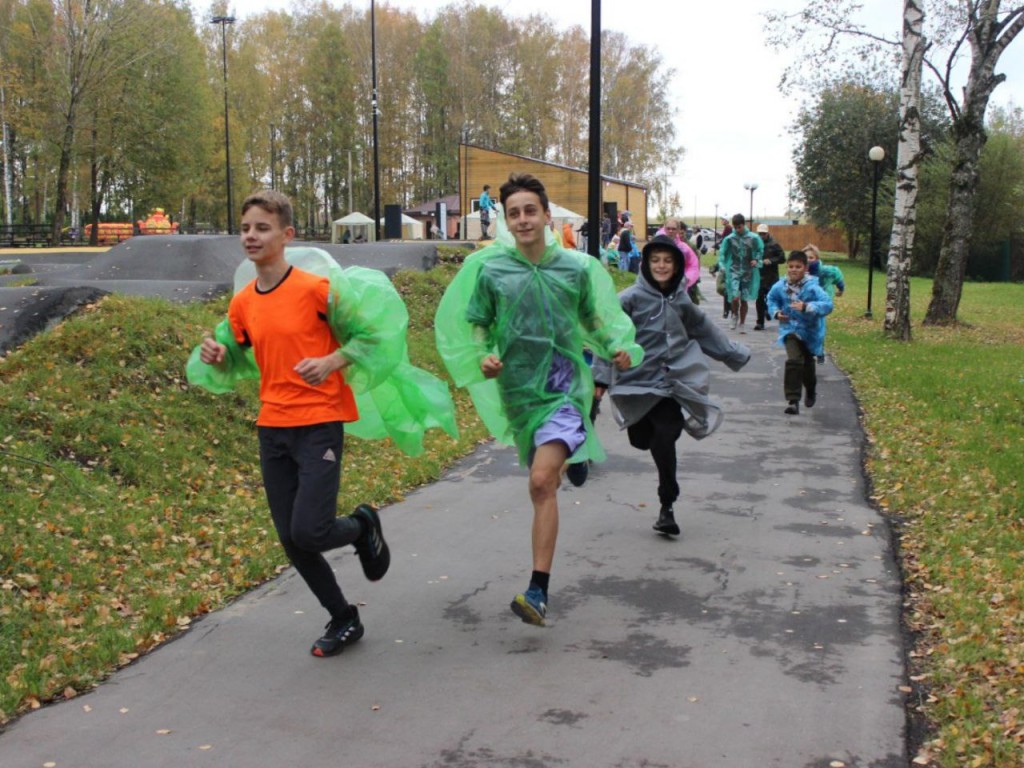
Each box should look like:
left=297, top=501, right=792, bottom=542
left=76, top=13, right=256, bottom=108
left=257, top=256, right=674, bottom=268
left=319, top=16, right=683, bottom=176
left=712, top=212, right=845, bottom=415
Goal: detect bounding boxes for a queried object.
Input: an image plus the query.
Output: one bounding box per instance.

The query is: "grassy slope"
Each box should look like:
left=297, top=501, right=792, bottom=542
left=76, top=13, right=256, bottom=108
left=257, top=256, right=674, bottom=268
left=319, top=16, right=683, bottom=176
left=0, top=263, right=488, bottom=721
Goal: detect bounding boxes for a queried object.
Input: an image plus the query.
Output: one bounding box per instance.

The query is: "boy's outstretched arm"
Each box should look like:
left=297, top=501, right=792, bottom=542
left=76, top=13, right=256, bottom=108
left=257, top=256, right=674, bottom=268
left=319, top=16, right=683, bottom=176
left=611, top=349, right=632, bottom=370
left=186, top=318, right=260, bottom=394
left=199, top=336, right=227, bottom=367
left=294, top=350, right=351, bottom=387
left=480, top=353, right=503, bottom=379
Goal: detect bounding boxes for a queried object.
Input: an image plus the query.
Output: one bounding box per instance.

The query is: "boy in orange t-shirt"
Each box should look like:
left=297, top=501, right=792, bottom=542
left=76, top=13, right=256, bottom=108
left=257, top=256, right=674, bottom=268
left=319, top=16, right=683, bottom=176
left=199, top=190, right=389, bottom=657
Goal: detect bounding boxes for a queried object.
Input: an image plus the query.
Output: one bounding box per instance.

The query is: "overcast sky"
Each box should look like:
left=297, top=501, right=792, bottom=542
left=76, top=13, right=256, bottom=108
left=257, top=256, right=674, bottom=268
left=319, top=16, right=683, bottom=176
left=197, top=0, right=1024, bottom=220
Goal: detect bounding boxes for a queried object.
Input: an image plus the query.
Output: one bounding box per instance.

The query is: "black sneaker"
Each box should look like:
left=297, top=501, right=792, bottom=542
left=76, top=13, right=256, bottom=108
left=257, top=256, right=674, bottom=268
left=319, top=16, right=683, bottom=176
left=804, top=391, right=817, bottom=408
left=352, top=504, right=390, bottom=581
left=566, top=460, right=589, bottom=487
left=311, top=608, right=364, bottom=657
left=653, top=505, right=680, bottom=536
left=785, top=401, right=800, bottom=415
left=816, top=355, right=825, bottom=365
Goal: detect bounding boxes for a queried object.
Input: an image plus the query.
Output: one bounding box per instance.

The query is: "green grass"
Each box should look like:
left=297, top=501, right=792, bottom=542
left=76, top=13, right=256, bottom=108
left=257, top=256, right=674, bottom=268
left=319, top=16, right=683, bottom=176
left=822, top=254, right=1024, bottom=767
left=2, top=252, right=1023, bottom=767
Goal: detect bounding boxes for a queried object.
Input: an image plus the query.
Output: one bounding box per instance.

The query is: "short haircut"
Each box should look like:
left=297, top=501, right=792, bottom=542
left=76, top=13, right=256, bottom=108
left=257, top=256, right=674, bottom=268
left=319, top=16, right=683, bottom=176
left=483, top=184, right=491, bottom=191
left=649, top=245, right=679, bottom=263
left=663, top=218, right=680, bottom=229
left=241, top=189, right=294, bottom=229
left=803, top=243, right=821, bottom=259
left=500, top=173, right=549, bottom=211
left=731, top=213, right=745, bottom=226
left=787, top=250, right=808, bottom=265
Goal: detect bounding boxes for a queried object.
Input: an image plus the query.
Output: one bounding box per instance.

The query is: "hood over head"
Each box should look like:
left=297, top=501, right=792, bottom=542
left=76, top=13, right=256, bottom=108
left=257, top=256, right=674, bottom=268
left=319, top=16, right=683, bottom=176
left=640, top=234, right=686, bottom=296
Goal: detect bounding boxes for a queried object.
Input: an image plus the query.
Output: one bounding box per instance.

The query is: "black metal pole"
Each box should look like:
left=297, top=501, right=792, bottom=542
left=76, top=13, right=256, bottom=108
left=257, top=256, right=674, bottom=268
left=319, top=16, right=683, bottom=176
left=461, top=127, right=469, bottom=240
left=211, top=16, right=235, bottom=235
left=371, top=0, right=381, bottom=241
left=865, top=160, right=880, bottom=318
left=269, top=124, right=276, bottom=190
left=586, top=0, right=601, bottom=258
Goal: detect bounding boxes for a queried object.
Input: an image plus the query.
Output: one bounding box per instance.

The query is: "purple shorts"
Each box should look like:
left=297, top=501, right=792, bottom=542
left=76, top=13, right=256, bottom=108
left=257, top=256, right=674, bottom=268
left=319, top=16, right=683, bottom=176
left=527, top=351, right=586, bottom=463
left=533, top=403, right=586, bottom=457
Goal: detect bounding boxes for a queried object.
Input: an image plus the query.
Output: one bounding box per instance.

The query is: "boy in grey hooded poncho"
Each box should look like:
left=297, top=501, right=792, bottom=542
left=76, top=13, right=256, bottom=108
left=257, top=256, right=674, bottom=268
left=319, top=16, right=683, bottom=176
left=594, top=235, right=751, bottom=535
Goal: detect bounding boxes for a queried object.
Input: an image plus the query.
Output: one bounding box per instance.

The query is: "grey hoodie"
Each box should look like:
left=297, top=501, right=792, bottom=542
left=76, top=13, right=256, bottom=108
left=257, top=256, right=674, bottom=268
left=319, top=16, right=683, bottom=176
left=593, top=270, right=751, bottom=439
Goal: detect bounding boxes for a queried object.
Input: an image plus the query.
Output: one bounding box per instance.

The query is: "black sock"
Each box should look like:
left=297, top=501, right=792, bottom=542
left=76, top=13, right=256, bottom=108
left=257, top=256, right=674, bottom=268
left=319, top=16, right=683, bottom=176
left=530, top=570, right=550, bottom=596
left=330, top=603, right=355, bottom=623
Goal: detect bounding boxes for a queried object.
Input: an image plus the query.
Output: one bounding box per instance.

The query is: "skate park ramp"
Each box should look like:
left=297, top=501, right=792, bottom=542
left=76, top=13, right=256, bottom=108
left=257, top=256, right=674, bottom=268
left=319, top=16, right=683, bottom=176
left=0, top=235, right=443, bottom=354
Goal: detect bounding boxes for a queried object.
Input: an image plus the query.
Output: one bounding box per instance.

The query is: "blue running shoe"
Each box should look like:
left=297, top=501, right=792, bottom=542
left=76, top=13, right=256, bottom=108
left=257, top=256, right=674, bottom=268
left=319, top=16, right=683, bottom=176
left=511, top=586, right=547, bottom=626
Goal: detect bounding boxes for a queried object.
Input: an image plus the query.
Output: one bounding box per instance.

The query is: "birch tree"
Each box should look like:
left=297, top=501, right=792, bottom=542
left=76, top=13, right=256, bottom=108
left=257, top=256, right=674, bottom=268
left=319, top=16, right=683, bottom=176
left=923, top=1, right=1024, bottom=324
left=766, top=0, right=1024, bottom=328
left=884, top=0, right=926, bottom=341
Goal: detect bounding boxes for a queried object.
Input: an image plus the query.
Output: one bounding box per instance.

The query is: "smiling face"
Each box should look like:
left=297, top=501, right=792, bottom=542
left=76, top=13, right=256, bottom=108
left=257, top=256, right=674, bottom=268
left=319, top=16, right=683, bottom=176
left=787, top=258, right=808, bottom=283
left=240, top=205, right=294, bottom=266
left=647, top=248, right=679, bottom=288
left=503, top=189, right=551, bottom=255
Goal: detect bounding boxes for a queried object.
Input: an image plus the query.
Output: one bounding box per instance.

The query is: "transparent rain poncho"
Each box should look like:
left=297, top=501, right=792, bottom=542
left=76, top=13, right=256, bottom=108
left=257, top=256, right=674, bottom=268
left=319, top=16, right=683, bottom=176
left=435, top=211, right=643, bottom=465
left=186, top=247, right=458, bottom=456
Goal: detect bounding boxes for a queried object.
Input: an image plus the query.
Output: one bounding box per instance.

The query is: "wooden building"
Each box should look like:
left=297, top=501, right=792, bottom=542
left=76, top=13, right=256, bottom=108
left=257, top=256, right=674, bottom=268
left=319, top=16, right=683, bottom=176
left=459, top=143, right=648, bottom=240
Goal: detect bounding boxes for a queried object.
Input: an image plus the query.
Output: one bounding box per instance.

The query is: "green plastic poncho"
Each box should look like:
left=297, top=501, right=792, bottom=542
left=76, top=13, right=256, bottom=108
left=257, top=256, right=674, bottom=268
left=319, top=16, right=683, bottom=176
left=718, top=229, right=764, bottom=302
left=435, top=217, right=643, bottom=465
left=186, top=247, right=458, bottom=457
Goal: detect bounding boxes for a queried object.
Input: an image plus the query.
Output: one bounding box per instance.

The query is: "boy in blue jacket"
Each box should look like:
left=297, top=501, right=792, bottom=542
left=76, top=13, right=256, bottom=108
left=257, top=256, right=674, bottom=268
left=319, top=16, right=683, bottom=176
left=766, top=250, right=833, bottom=415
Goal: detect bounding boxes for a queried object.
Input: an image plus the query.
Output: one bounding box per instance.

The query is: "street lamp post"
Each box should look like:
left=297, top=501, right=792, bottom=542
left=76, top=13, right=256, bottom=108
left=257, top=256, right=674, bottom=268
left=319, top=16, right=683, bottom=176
left=210, top=15, right=235, bottom=234
left=743, top=182, right=758, bottom=225
left=461, top=125, right=469, bottom=239
left=865, top=145, right=885, bottom=318
left=269, top=124, right=276, bottom=190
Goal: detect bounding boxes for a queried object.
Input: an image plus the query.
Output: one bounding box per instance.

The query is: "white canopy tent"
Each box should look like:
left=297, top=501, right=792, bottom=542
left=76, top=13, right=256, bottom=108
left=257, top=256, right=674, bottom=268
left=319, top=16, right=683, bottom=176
left=378, top=213, right=426, bottom=240
left=332, top=212, right=376, bottom=244
left=549, top=203, right=585, bottom=234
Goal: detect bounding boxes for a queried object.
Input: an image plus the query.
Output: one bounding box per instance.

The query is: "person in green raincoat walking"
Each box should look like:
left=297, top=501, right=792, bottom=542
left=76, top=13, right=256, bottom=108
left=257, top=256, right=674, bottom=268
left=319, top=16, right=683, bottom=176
left=435, top=173, right=642, bottom=627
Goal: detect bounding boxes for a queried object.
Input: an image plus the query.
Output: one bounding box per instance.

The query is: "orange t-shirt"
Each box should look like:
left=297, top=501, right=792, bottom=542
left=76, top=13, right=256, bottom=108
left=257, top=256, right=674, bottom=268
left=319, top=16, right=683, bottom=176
left=228, top=266, right=359, bottom=427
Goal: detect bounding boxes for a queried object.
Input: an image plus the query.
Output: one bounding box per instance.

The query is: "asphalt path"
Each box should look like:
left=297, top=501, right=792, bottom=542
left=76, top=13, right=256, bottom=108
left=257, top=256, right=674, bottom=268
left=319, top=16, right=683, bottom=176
left=0, top=265, right=906, bottom=768
left=0, top=236, right=440, bottom=353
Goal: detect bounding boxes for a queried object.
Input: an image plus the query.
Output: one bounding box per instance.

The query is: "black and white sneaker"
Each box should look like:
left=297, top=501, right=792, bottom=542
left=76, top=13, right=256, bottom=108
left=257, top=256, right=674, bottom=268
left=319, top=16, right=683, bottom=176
left=352, top=504, right=390, bottom=581
left=311, top=608, right=364, bottom=657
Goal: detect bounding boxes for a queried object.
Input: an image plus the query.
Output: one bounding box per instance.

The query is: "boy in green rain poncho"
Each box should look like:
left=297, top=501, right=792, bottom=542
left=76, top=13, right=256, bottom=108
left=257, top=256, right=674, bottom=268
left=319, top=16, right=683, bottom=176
left=435, top=173, right=643, bottom=626
left=187, top=190, right=457, bottom=658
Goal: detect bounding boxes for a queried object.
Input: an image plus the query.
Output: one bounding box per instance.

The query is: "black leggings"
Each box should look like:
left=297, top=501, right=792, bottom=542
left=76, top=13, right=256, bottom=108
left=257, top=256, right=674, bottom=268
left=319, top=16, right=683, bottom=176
left=258, top=422, right=362, bottom=619
left=626, top=398, right=687, bottom=506
left=755, top=288, right=770, bottom=326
